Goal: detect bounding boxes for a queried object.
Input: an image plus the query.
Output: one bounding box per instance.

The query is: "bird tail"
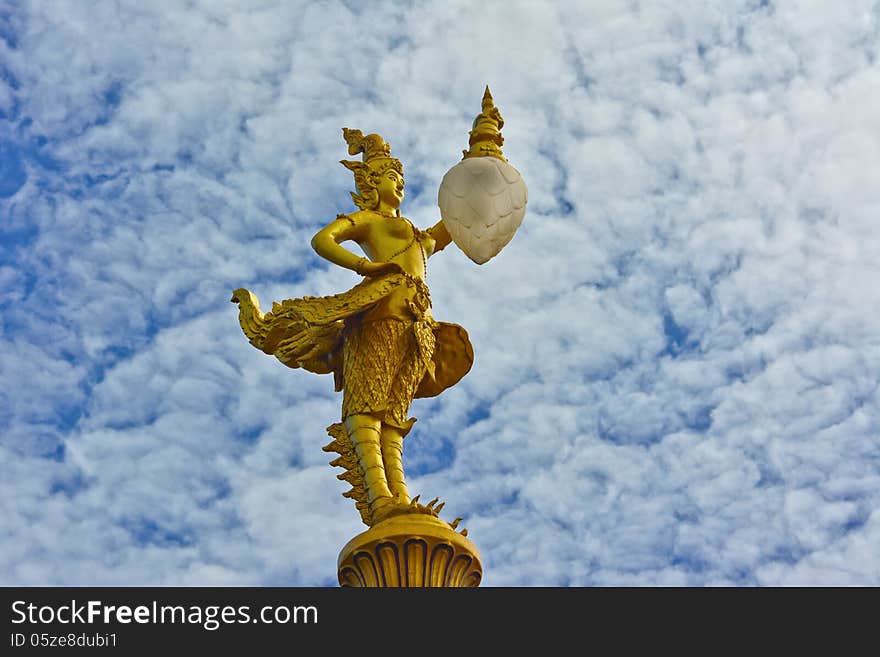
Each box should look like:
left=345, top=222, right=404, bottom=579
left=231, top=287, right=269, bottom=348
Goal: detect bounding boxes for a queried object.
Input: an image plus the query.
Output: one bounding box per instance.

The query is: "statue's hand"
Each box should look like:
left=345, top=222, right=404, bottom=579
left=357, top=259, right=404, bottom=277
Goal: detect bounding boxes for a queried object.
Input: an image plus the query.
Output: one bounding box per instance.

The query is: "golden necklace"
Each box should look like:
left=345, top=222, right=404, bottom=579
left=386, top=218, right=427, bottom=273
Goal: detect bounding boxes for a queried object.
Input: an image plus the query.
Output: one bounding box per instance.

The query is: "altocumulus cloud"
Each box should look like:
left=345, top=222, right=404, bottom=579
left=1, top=0, right=879, bottom=585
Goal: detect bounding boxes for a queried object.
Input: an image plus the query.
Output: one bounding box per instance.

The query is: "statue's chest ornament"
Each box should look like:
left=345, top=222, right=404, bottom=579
left=385, top=219, right=429, bottom=271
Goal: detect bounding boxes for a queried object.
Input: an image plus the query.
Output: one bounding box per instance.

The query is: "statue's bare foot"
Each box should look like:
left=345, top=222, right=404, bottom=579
left=370, top=495, right=468, bottom=535
left=371, top=494, right=441, bottom=524
left=371, top=500, right=411, bottom=524
left=369, top=495, right=395, bottom=524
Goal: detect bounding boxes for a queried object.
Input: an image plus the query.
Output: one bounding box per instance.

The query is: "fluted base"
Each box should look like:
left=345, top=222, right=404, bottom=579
left=338, top=514, right=482, bottom=587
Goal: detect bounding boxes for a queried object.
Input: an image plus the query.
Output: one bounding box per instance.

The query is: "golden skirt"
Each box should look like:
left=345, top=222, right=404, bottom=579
left=341, top=317, right=436, bottom=431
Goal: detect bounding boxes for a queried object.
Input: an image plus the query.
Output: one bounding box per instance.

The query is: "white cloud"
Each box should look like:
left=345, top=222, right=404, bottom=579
left=2, top=0, right=879, bottom=586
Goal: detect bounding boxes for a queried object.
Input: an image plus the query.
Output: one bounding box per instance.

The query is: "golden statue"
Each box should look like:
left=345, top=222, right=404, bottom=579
left=232, top=88, right=527, bottom=587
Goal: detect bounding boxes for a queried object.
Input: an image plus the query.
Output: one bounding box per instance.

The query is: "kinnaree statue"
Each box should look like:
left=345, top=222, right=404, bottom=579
left=232, top=88, right=527, bottom=587
left=233, top=127, right=473, bottom=525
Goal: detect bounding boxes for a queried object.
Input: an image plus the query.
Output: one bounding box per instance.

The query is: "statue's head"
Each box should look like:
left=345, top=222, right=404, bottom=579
left=341, top=128, right=404, bottom=212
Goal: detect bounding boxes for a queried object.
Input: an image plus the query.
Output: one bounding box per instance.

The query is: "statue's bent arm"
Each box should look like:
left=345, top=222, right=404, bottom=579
left=310, top=215, right=371, bottom=273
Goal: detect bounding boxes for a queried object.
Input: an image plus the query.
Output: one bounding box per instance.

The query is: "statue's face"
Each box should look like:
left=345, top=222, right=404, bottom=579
left=375, top=168, right=404, bottom=209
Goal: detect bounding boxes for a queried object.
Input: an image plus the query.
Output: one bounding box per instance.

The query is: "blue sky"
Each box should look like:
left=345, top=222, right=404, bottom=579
left=1, top=0, right=879, bottom=586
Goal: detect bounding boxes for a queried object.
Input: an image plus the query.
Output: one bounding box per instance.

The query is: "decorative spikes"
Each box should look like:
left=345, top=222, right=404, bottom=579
left=336, top=470, right=360, bottom=485
left=325, top=422, right=371, bottom=526
left=342, top=486, right=365, bottom=500
left=322, top=434, right=346, bottom=455
left=329, top=453, right=357, bottom=470
left=325, top=425, right=465, bottom=529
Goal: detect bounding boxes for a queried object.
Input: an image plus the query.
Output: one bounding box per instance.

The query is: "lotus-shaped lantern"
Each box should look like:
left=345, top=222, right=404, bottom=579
left=438, top=87, right=528, bottom=265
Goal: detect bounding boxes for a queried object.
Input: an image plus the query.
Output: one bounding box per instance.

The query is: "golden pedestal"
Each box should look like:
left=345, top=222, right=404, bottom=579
left=338, top=514, right=482, bottom=587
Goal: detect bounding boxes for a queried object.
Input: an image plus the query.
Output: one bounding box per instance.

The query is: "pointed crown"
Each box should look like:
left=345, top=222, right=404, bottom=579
left=340, top=128, right=403, bottom=211
left=462, top=86, right=507, bottom=162
left=340, top=128, right=403, bottom=175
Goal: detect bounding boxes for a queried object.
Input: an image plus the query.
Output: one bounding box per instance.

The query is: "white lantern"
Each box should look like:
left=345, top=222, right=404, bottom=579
left=438, top=156, right=527, bottom=265
left=438, top=87, right=528, bottom=265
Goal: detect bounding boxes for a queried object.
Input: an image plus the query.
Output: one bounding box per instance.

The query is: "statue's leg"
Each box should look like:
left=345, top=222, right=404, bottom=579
left=380, top=424, right=410, bottom=504
left=344, top=414, right=393, bottom=517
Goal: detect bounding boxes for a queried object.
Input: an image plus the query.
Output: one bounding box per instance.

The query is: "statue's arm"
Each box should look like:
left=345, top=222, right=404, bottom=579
left=311, top=216, right=368, bottom=273
left=427, top=220, right=453, bottom=254
left=311, top=215, right=402, bottom=277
